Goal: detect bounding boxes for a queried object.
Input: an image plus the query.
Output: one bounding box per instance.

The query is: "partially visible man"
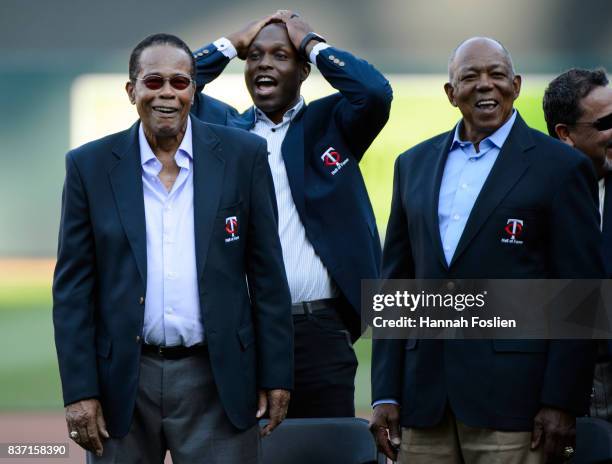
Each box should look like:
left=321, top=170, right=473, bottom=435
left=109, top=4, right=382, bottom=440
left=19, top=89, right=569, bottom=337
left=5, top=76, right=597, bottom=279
left=191, top=11, right=392, bottom=418
left=371, top=38, right=602, bottom=464
left=543, top=68, right=612, bottom=421
left=53, top=33, right=293, bottom=463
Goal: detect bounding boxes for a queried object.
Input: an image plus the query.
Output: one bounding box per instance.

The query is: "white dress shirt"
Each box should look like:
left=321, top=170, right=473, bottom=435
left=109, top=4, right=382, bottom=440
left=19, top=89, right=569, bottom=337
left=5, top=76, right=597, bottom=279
left=140, top=117, right=204, bottom=347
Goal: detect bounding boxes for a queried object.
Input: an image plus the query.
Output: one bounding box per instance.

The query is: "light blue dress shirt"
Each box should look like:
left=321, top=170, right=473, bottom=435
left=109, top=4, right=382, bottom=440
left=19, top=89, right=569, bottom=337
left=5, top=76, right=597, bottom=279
left=139, top=117, right=204, bottom=347
left=438, top=110, right=517, bottom=264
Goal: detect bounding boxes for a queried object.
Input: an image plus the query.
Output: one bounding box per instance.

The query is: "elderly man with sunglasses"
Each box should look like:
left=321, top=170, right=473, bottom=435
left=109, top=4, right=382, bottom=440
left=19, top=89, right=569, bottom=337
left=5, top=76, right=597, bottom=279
left=53, top=32, right=293, bottom=464
left=544, top=68, right=612, bottom=422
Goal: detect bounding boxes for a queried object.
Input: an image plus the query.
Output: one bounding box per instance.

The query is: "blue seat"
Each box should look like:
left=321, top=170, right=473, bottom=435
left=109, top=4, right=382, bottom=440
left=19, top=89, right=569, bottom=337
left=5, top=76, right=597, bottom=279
left=259, top=417, right=386, bottom=464
left=576, top=417, right=612, bottom=463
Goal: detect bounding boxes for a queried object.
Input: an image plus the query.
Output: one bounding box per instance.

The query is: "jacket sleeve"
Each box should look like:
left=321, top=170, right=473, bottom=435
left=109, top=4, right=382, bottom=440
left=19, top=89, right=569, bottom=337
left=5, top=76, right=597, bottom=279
left=372, top=156, right=412, bottom=403
left=315, top=46, right=393, bottom=160
left=52, top=152, right=99, bottom=406
left=245, top=140, right=294, bottom=390
left=191, top=42, right=241, bottom=124
left=193, top=42, right=233, bottom=90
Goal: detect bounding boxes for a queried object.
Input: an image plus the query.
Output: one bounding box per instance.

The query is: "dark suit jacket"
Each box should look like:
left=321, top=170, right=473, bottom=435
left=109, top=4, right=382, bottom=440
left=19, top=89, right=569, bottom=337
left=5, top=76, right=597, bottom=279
left=53, top=117, right=293, bottom=437
left=372, top=114, right=603, bottom=431
left=190, top=43, right=393, bottom=337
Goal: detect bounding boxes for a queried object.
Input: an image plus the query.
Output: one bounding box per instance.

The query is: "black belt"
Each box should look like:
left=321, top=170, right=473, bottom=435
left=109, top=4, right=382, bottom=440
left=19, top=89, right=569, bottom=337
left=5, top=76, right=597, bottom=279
left=142, top=343, right=207, bottom=359
left=291, top=298, right=339, bottom=315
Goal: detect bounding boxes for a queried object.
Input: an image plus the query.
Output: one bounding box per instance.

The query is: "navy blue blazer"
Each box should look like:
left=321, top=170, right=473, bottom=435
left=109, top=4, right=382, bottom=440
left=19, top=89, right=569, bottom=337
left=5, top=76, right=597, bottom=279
left=53, top=117, right=293, bottom=437
left=190, top=43, right=392, bottom=336
left=372, top=114, right=603, bottom=431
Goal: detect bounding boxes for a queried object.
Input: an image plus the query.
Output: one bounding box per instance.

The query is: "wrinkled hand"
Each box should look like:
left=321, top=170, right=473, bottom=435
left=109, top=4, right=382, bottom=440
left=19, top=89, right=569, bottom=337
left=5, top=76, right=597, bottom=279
left=257, top=389, right=290, bottom=436
left=227, top=15, right=282, bottom=59
left=369, top=403, right=401, bottom=461
left=65, top=398, right=109, bottom=456
left=275, top=10, right=315, bottom=54
left=531, top=407, right=575, bottom=463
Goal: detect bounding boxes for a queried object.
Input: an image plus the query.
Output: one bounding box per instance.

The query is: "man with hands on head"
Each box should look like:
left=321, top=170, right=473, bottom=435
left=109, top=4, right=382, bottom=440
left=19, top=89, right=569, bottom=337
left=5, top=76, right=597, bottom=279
left=370, top=37, right=601, bottom=464
left=191, top=11, right=392, bottom=418
left=53, top=33, right=292, bottom=463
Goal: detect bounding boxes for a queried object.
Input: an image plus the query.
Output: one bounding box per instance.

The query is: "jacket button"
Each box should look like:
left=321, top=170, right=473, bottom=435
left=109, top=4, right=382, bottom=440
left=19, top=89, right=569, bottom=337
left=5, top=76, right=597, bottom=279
left=136, top=335, right=141, bottom=343
left=139, top=296, right=145, bottom=305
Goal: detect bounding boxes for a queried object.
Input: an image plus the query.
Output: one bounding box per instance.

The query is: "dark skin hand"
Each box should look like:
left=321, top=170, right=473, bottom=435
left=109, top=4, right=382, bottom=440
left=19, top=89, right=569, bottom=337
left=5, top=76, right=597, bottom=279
left=274, top=10, right=319, bottom=58
left=227, top=14, right=283, bottom=60
left=531, top=407, right=576, bottom=463
left=257, top=389, right=290, bottom=436
left=65, top=398, right=109, bottom=456
left=369, top=403, right=401, bottom=461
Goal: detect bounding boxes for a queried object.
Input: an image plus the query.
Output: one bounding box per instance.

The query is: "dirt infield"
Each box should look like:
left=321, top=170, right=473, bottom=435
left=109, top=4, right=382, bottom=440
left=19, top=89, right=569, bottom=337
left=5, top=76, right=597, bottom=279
left=0, top=413, right=173, bottom=464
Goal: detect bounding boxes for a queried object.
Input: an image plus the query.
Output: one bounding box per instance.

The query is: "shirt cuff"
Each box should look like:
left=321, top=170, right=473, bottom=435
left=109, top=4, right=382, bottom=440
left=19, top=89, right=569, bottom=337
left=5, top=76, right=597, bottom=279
left=213, top=37, right=237, bottom=60
left=309, top=42, right=331, bottom=65
left=372, top=399, right=399, bottom=408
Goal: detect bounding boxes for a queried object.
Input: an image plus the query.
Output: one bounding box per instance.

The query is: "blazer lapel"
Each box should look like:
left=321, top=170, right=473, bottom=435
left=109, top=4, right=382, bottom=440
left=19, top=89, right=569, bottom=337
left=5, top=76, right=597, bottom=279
left=426, top=131, right=455, bottom=271
left=280, top=108, right=306, bottom=218
left=450, top=114, right=533, bottom=267
left=192, top=120, right=225, bottom=281
left=232, top=107, right=256, bottom=131
left=109, top=121, right=147, bottom=286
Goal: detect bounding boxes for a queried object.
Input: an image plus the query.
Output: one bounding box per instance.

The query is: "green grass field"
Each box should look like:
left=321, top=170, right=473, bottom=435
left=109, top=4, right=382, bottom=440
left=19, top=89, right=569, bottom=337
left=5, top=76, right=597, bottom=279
left=0, top=76, right=551, bottom=413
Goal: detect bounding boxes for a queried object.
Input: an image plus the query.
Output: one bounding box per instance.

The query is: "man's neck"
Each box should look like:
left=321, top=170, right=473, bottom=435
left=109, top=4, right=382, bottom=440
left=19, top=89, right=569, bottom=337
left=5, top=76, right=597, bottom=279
left=144, top=127, right=186, bottom=158
left=260, top=96, right=302, bottom=125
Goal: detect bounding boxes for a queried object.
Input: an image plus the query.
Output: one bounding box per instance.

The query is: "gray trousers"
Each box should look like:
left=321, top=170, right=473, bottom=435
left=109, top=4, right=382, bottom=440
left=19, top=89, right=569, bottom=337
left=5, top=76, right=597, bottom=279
left=88, top=349, right=261, bottom=464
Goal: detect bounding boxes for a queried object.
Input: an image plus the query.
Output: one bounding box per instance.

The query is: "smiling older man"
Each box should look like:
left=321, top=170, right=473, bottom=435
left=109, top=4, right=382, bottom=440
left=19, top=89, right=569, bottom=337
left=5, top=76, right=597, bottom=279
left=53, top=33, right=293, bottom=464
left=370, top=37, right=602, bottom=464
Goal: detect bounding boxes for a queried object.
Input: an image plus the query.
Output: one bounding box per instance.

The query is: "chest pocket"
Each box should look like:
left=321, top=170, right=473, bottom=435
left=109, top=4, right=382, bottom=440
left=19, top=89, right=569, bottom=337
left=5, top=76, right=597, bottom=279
left=495, top=207, right=544, bottom=248
left=216, top=201, right=242, bottom=245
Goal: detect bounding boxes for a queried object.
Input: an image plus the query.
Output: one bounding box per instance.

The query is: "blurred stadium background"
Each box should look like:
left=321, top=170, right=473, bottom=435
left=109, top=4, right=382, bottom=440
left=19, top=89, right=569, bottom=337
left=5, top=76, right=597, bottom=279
left=1, top=0, right=610, bottom=461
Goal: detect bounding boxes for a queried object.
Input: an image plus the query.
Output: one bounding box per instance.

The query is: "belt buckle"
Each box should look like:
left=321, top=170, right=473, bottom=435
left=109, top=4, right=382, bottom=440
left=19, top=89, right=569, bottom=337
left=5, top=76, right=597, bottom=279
left=303, top=301, right=312, bottom=315
left=157, top=346, right=165, bottom=357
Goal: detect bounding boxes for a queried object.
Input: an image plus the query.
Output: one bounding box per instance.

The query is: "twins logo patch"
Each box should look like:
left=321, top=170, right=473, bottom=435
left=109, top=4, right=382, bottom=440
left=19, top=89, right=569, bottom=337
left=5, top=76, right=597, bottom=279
left=501, top=218, right=524, bottom=245
left=321, top=146, right=349, bottom=175
left=224, top=216, right=239, bottom=243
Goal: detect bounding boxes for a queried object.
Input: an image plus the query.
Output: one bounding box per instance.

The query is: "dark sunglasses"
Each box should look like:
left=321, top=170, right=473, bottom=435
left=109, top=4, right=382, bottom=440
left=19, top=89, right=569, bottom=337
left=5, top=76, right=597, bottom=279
left=135, top=74, right=193, bottom=91
left=574, top=112, right=612, bottom=132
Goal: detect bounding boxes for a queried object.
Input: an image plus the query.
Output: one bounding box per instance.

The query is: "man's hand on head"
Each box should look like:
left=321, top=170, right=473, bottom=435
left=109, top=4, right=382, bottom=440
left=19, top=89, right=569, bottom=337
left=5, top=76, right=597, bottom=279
left=369, top=403, right=401, bottom=461
left=227, top=15, right=282, bottom=60
left=531, top=406, right=576, bottom=463
left=275, top=10, right=316, bottom=55
left=257, top=389, right=290, bottom=436
left=65, top=398, right=109, bottom=457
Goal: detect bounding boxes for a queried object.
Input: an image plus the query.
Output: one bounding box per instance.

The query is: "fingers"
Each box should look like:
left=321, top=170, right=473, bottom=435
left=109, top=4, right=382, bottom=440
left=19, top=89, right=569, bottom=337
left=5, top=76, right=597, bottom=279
left=388, top=412, right=401, bottom=448
left=369, top=404, right=400, bottom=461
left=65, top=399, right=106, bottom=455
left=530, top=420, right=543, bottom=450
left=260, top=390, right=289, bottom=437
left=256, top=390, right=268, bottom=419
left=96, top=408, right=110, bottom=439
left=372, top=425, right=398, bottom=460
left=86, top=419, right=104, bottom=457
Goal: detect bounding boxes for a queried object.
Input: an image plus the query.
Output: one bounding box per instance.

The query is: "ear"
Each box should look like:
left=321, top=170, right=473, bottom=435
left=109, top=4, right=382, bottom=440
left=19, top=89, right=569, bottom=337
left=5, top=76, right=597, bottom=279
left=554, top=124, right=575, bottom=146
left=126, top=81, right=136, bottom=105
left=512, top=74, right=522, bottom=100
left=300, top=62, right=311, bottom=83
left=444, top=82, right=457, bottom=107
